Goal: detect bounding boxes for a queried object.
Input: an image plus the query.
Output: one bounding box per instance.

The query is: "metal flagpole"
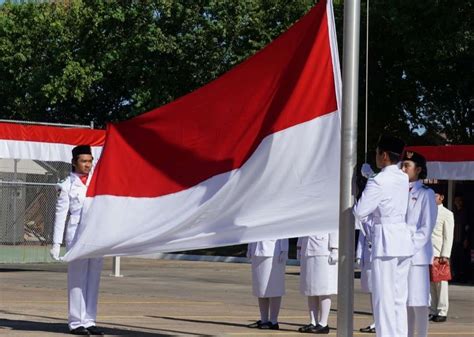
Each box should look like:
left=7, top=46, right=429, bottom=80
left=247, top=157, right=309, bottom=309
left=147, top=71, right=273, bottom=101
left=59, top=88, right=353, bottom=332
left=364, top=0, right=369, bottom=162
left=337, top=0, right=361, bottom=336
left=111, top=256, right=123, bottom=277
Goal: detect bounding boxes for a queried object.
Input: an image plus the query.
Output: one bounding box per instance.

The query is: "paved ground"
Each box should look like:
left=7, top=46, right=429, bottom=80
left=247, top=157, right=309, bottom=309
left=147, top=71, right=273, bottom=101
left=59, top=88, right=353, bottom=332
left=0, top=257, right=473, bottom=336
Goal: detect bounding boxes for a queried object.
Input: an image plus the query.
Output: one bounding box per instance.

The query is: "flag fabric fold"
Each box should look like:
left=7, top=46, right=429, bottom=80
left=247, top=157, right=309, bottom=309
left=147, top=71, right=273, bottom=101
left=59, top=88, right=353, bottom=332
left=64, top=0, right=341, bottom=261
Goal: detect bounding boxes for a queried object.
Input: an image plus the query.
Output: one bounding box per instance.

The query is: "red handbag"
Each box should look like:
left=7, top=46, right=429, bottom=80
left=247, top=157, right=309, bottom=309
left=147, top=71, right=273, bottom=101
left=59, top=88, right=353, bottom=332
left=430, top=258, right=452, bottom=282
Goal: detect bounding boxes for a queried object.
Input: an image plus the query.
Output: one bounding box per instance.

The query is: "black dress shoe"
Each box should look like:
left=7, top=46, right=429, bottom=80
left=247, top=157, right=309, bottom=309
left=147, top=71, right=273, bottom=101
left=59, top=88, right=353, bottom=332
left=70, top=326, right=90, bottom=335
left=313, top=324, right=330, bottom=334
left=428, top=314, right=436, bottom=321
left=247, top=320, right=262, bottom=328
left=432, top=315, right=447, bottom=322
left=359, top=325, right=376, bottom=333
left=87, top=326, right=105, bottom=335
left=259, top=322, right=279, bottom=330
left=298, top=323, right=316, bottom=332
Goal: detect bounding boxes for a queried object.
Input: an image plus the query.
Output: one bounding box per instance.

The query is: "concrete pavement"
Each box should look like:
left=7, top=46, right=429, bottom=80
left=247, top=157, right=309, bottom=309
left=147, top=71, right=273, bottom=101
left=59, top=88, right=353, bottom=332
left=1, top=257, right=473, bottom=336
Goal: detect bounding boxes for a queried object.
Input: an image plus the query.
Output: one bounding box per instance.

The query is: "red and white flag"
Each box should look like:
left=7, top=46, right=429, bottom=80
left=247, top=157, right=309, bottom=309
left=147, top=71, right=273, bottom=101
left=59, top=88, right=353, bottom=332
left=0, top=122, right=105, bottom=162
left=406, top=145, right=474, bottom=180
left=64, top=0, right=341, bottom=261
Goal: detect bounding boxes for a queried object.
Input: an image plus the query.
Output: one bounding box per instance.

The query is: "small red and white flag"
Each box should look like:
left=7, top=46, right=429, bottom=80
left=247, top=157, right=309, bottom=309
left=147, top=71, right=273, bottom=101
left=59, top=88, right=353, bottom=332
left=0, top=122, right=105, bottom=162
left=64, top=0, right=341, bottom=261
left=406, top=145, right=474, bottom=180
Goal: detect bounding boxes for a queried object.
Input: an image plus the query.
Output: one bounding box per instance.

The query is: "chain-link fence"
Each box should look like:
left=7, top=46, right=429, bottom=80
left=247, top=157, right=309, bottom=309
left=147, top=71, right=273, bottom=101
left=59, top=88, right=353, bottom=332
left=0, top=159, right=70, bottom=263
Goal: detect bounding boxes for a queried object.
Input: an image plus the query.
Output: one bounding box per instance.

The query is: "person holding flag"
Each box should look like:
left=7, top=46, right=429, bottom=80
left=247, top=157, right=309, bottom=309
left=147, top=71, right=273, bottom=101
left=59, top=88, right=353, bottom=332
left=246, top=239, right=289, bottom=330
left=353, top=134, right=414, bottom=337
left=401, top=150, right=437, bottom=337
left=50, top=145, right=104, bottom=335
left=297, top=232, right=338, bottom=334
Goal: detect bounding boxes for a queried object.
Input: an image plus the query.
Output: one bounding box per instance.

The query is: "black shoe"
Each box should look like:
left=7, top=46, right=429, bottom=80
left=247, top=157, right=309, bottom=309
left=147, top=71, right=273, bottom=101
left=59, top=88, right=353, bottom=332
left=359, top=325, right=376, bottom=333
left=432, top=315, right=447, bottom=322
left=87, top=326, right=105, bottom=335
left=70, top=327, right=90, bottom=335
left=313, top=324, right=330, bottom=334
left=428, top=314, right=436, bottom=321
left=247, top=320, right=262, bottom=328
left=298, top=323, right=317, bottom=333
left=259, top=322, right=279, bottom=330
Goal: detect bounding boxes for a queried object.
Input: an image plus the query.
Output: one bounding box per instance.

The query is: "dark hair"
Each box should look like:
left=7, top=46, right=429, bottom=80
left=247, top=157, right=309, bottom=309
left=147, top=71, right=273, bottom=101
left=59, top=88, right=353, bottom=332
left=71, top=150, right=93, bottom=173
left=435, top=190, right=445, bottom=197
left=417, top=164, right=427, bottom=180
left=402, top=151, right=427, bottom=179
left=377, top=148, right=400, bottom=164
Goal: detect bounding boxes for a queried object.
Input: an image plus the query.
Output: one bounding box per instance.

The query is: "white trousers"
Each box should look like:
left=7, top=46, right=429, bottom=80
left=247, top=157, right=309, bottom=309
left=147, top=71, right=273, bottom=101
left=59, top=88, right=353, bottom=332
left=407, top=265, right=430, bottom=307
left=372, top=256, right=411, bottom=337
left=68, top=257, right=104, bottom=330
left=430, top=281, right=449, bottom=317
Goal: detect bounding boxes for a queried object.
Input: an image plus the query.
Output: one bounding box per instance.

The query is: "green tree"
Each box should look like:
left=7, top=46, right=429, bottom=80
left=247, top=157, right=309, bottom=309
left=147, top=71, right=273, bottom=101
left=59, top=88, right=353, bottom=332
left=361, top=0, right=473, bottom=148
left=0, top=0, right=472, bottom=146
left=0, top=0, right=314, bottom=126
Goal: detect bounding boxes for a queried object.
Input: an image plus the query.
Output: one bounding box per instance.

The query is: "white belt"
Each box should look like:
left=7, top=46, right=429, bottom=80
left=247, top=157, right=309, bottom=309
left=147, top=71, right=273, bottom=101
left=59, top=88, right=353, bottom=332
left=373, top=215, right=404, bottom=224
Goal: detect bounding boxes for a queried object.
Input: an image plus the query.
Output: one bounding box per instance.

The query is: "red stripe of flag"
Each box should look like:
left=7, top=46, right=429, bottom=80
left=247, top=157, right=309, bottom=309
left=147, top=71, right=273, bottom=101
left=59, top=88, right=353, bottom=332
left=89, top=0, right=336, bottom=198
left=406, top=146, right=474, bottom=162
left=0, top=122, right=105, bottom=146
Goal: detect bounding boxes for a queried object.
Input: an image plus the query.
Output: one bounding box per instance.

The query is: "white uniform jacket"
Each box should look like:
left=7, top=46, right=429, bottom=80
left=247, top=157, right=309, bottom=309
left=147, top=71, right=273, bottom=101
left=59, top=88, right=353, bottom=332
left=247, top=239, right=289, bottom=258
left=432, top=204, right=455, bottom=258
left=406, top=180, right=437, bottom=265
left=53, top=172, right=92, bottom=246
left=353, top=164, right=413, bottom=257
left=297, top=232, right=338, bottom=257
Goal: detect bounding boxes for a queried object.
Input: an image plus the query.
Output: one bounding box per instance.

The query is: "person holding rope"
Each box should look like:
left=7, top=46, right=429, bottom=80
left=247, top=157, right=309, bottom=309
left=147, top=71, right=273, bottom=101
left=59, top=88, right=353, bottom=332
left=353, top=134, right=413, bottom=337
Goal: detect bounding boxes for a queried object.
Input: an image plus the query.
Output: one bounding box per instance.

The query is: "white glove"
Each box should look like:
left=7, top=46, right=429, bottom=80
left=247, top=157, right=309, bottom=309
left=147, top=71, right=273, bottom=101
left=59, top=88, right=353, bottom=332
left=354, top=258, right=361, bottom=269
left=50, top=243, right=61, bottom=261
left=279, top=251, right=288, bottom=264
left=296, top=248, right=301, bottom=261
left=361, top=163, right=374, bottom=178
left=328, top=249, right=338, bottom=264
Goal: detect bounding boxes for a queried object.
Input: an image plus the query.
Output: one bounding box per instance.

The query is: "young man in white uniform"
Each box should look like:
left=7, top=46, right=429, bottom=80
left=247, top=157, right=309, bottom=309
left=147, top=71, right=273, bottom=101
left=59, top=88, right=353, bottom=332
left=50, top=145, right=104, bottom=335
left=401, top=151, right=437, bottom=337
left=297, top=232, right=338, bottom=334
left=353, top=135, right=413, bottom=337
left=247, top=239, right=288, bottom=330
left=430, top=188, right=454, bottom=323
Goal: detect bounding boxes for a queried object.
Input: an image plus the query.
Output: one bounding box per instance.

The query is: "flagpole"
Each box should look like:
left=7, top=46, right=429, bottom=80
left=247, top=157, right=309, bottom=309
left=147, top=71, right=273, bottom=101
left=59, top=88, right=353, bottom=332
left=337, top=0, right=360, bottom=336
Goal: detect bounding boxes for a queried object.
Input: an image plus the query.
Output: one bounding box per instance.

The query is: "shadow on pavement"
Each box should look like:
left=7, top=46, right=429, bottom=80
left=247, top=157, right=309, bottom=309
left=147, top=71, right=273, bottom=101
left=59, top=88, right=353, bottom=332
left=0, top=311, right=211, bottom=336
left=149, top=315, right=300, bottom=333
left=0, top=318, right=168, bottom=336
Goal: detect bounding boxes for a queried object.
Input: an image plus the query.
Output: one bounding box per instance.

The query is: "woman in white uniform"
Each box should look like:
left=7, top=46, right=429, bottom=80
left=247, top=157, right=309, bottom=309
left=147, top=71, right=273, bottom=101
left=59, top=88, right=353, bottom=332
left=297, top=232, right=338, bottom=334
left=401, top=151, right=437, bottom=337
left=247, top=239, right=288, bottom=330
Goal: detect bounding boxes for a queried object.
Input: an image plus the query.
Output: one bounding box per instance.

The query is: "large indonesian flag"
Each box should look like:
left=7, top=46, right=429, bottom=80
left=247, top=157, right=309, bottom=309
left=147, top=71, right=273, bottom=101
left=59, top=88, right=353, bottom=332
left=64, top=0, right=341, bottom=261
left=406, top=145, right=474, bottom=180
